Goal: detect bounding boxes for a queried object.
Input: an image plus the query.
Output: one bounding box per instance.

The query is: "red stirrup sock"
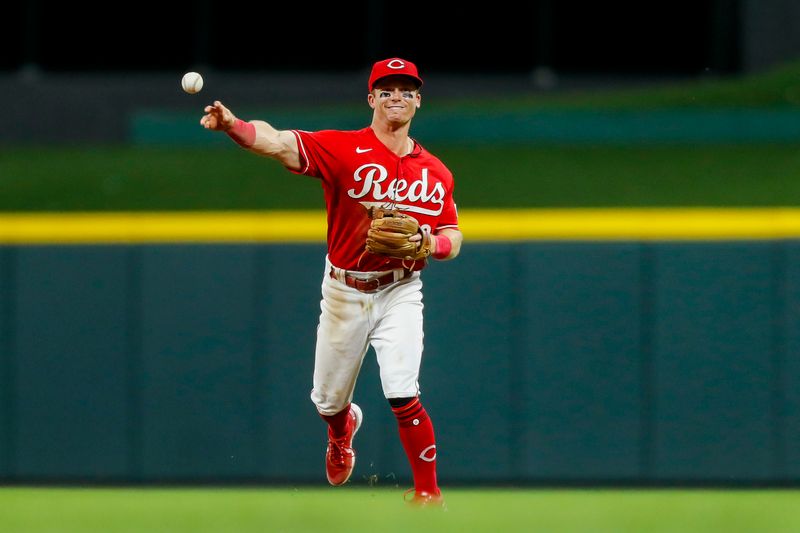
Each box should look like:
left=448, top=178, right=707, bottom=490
left=320, top=404, right=352, bottom=439
left=391, top=398, right=439, bottom=493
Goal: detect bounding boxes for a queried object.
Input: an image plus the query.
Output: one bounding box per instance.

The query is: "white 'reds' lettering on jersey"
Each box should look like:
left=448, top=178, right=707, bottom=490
left=348, top=164, right=445, bottom=216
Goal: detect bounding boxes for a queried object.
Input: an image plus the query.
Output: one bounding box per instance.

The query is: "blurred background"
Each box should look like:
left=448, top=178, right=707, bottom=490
left=2, top=0, right=800, bottom=492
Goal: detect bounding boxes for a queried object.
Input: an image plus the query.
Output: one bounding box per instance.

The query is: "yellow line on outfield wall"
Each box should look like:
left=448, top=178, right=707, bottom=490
left=3, top=209, right=800, bottom=244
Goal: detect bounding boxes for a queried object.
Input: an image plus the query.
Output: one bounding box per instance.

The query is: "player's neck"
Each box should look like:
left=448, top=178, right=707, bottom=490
left=370, top=121, right=413, bottom=157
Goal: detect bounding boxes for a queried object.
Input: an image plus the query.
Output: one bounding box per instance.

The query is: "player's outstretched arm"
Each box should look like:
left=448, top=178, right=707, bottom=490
left=200, top=100, right=301, bottom=171
left=249, top=120, right=302, bottom=170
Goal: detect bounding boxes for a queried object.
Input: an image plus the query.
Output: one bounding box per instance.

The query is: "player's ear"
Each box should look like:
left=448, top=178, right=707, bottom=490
left=416, top=94, right=421, bottom=109
left=367, top=93, right=376, bottom=109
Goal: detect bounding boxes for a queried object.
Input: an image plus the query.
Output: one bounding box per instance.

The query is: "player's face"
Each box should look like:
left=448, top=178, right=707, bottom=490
left=368, top=76, right=421, bottom=126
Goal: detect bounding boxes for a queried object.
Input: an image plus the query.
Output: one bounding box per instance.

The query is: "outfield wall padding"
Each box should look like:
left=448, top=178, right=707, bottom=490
left=0, top=242, right=797, bottom=484
left=133, top=110, right=800, bottom=145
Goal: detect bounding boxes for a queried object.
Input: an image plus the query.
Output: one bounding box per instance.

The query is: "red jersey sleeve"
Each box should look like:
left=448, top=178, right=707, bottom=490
left=287, top=130, right=342, bottom=183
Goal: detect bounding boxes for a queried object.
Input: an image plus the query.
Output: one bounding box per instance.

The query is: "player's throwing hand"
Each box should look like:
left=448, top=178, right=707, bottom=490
left=200, top=101, right=236, bottom=131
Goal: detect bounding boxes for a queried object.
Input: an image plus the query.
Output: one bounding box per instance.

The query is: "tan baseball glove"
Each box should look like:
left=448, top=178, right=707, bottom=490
left=365, top=207, right=432, bottom=263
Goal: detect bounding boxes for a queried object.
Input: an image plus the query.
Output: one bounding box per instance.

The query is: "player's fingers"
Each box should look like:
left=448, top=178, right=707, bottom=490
left=409, top=234, right=422, bottom=242
left=218, top=102, right=233, bottom=117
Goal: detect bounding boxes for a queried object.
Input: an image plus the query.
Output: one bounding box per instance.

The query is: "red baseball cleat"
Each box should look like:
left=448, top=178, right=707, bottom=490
left=404, top=488, right=445, bottom=508
left=325, top=403, right=363, bottom=486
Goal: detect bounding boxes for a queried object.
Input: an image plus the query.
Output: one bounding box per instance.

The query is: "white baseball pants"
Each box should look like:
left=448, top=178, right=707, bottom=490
left=311, top=257, right=424, bottom=415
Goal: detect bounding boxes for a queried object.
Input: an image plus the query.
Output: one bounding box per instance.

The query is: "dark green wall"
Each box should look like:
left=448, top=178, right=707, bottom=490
left=133, top=110, right=800, bottom=146
left=652, top=243, right=775, bottom=480
left=14, top=247, right=130, bottom=479
left=0, top=242, right=796, bottom=484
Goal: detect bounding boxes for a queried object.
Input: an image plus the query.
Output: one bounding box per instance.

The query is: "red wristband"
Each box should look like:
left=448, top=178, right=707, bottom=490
left=227, top=118, right=256, bottom=148
left=432, top=233, right=452, bottom=260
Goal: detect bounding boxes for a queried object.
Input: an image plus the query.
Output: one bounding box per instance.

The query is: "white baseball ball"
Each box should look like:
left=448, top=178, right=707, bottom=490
left=181, top=72, right=203, bottom=94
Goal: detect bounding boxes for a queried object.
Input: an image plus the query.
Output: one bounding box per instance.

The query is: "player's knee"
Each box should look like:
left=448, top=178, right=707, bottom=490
left=311, top=389, right=349, bottom=415
left=387, top=396, right=416, bottom=409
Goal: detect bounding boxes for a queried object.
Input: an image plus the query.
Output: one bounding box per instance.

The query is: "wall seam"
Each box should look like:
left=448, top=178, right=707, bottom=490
left=0, top=247, right=16, bottom=480
left=251, top=246, right=270, bottom=480
left=770, top=241, right=787, bottom=479
left=639, top=243, right=656, bottom=482
left=126, top=246, right=143, bottom=481
left=508, top=244, right=526, bottom=481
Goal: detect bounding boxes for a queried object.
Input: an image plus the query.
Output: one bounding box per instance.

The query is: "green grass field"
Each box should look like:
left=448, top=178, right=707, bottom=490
left=0, top=487, right=798, bottom=533
left=4, top=144, right=800, bottom=211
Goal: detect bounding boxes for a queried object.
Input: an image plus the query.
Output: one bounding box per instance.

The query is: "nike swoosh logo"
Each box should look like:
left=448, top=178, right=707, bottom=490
left=356, top=147, right=373, bottom=153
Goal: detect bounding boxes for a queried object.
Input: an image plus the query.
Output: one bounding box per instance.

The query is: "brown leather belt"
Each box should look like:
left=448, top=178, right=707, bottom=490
left=330, top=267, right=410, bottom=293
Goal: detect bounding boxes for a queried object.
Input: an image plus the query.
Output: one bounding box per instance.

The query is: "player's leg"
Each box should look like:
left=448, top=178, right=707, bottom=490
left=312, top=265, right=371, bottom=485
left=370, top=275, right=442, bottom=501
left=388, top=396, right=443, bottom=506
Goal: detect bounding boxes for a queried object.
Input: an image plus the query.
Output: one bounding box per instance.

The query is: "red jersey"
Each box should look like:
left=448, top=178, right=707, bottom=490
left=289, top=126, right=459, bottom=272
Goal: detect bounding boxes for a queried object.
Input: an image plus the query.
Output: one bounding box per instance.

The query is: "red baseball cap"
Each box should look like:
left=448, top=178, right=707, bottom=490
left=368, top=58, right=423, bottom=91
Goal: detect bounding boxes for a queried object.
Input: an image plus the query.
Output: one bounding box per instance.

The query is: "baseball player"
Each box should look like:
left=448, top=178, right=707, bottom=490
left=200, top=58, right=462, bottom=506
